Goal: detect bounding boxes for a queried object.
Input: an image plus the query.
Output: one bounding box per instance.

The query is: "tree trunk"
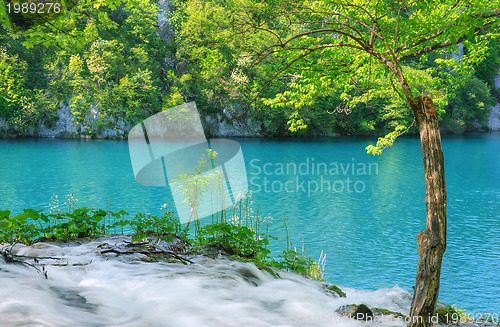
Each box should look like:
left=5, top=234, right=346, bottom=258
left=408, top=95, right=447, bottom=327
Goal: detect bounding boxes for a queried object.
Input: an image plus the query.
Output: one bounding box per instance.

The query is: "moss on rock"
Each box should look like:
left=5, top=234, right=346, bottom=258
left=436, top=306, right=460, bottom=324
left=372, top=307, right=407, bottom=319
left=327, top=284, right=346, bottom=297
left=253, top=261, right=279, bottom=279
left=228, top=256, right=280, bottom=279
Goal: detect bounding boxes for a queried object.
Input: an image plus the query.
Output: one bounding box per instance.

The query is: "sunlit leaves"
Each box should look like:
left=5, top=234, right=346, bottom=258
left=226, top=0, right=499, bottom=139
left=366, top=124, right=411, bottom=156
left=33, top=0, right=168, bottom=133
left=0, top=47, right=55, bottom=133
left=287, top=111, right=308, bottom=132
left=441, top=75, right=495, bottom=132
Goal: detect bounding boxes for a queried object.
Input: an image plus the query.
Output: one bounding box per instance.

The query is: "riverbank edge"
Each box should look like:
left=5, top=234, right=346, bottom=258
left=1, top=127, right=499, bottom=140
left=1, top=99, right=499, bottom=139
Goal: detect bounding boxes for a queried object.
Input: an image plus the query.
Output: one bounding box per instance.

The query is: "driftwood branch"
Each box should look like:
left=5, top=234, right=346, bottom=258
left=99, top=247, right=194, bottom=265
left=0, top=245, right=47, bottom=278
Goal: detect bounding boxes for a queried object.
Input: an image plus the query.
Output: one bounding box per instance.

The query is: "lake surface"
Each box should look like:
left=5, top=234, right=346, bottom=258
left=1, top=133, right=499, bottom=314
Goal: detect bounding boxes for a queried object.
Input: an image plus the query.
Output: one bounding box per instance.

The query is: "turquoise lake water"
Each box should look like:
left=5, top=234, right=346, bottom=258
left=0, top=134, right=499, bottom=314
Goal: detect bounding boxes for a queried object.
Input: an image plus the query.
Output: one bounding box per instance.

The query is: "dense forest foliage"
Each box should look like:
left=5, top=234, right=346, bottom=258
left=0, top=0, right=499, bottom=137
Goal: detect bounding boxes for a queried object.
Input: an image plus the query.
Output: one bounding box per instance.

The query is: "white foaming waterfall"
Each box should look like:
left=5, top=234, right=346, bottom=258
left=0, top=237, right=411, bottom=327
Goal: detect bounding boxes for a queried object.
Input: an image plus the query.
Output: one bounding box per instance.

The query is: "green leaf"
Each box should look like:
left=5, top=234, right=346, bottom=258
left=0, top=210, right=11, bottom=219
left=468, top=27, right=475, bottom=41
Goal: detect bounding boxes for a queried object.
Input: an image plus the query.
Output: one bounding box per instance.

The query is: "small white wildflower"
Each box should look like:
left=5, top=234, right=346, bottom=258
left=263, top=216, right=273, bottom=224
left=231, top=215, right=241, bottom=226
left=235, top=191, right=246, bottom=201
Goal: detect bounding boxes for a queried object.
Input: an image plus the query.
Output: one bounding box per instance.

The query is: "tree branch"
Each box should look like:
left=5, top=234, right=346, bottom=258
left=236, top=43, right=362, bottom=117
left=476, top=8, right=500, bottom=18
left=399, top=32, right=471, bottom=61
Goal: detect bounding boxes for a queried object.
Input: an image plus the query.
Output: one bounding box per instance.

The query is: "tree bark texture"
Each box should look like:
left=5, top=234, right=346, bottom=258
left=408, top=95, right=447, bottom=327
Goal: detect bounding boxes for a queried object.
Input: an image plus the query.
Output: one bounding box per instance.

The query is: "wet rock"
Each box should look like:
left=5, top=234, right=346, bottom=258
left=253, top=261, right=280, bottom=279
left=50, top=287, right=97, bottom=311
left=226, top=256, right=279, bottom=279
left=155, top=235, right=189, bottom=253
left=95, top=236, right=193, bottom=264
left=372, top=307, right=407, bottom=319
left=325, top=283, right=346, bottom=298
left=336, top=304, right=373, bottom=321
left=197, top=245, right=228, bottom=258
left=236, top=266, right=262, bottom=286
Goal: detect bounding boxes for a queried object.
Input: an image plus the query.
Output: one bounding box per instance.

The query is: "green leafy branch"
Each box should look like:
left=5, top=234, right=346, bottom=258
left=366, top=120, right=415, bottom=155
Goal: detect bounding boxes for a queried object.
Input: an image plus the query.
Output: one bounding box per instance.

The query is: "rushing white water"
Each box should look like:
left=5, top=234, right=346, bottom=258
left=0, top=237, right=412, bottom=327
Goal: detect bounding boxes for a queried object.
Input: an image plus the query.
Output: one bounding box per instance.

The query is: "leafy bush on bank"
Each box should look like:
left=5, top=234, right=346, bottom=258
left=0, top=196, right=326, bottom=281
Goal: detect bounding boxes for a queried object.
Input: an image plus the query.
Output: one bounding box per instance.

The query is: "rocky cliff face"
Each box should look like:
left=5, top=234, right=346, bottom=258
left=203, top=108, right=262, bottom=137
left=0, top=102, right=130, bottom=139
left=488, top=75, right=500, bottom=131
left=157, top=0, right=174, bottom=43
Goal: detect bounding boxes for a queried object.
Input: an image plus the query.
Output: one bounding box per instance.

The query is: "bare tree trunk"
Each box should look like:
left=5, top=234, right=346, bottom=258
left=384, top=60, right=447, bottom=325
left=408, top=95, right=447, bottom=327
